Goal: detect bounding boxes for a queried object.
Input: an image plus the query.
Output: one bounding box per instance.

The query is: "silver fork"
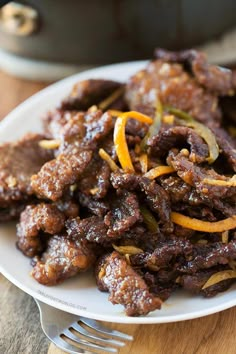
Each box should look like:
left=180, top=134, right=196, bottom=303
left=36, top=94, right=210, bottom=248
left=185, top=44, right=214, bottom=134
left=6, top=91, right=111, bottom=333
left=34, top=299, right=133, bottom=354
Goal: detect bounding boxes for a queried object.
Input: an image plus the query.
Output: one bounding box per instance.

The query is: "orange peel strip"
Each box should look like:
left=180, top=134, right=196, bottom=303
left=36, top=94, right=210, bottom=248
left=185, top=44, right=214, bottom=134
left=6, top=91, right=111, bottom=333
left=203, top=177, right=236, bottom=187
left=171, top=212, right=236, bottom=232
left=98, top=148, right=119, bottom=172
left=113, top=111, right=152, bottom=171
left=144, top=166, right=175, bottom=179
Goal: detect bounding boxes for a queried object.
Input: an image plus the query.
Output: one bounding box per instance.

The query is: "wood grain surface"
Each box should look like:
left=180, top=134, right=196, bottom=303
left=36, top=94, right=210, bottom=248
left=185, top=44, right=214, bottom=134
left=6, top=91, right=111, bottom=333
left=0, top=70, right=236, bottom=354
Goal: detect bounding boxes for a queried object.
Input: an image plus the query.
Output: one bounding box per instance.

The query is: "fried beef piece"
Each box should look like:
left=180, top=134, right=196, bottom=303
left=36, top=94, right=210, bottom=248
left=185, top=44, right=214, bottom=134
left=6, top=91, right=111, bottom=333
left=31, top=150, right=92, bottom=201
left=179, top=266, right=235, bottom=297
left=211, top=126, right=236, bottom=172
left=144, top=271, right=178, bottom=301
left=55, top=198, right=79, bottom=218
left=66, top=216, right=108, bottom=244
left=148, top=125, right=209, bottom=163
left=31, top=110, right=113, bottom=201
left=130, top=237, right=193, bottom=269
left=77, top=192, right=109, bottom=217
left=202, top=279, right=235, bottom=297
left=139, top=178, right=173, bottom=234
left=179, top=241, right=236, bottom=274
left=160, top=176, right=194, bottom=204
left=110, top=170, right=139, bottom=191
left=0, top=133, right=53, bottom=205
left=60, top=79, right=123, bottom=111
left=96, top=252, right=161, bottom=316
left=167, top=150, right=236, bottom=200
left=32, top=234, right=96, bottom=285
left=77, top=154, right=110, bottom=199
left=43, top=109, right=77, bottom=139
left=58, top=110, right=113, bottom=153
left=154, top=48, right=234, bottom=96
left=125, top=58, right=221, bottom=126
left=16, top=203, right=66, bottom=257
left=104, top=190, right=142, bottom=237
left=110, top=171, right=173, bottom=234
left=160, top=175, right=234, bottom=218
left=119, top=225, right=161, bottom=252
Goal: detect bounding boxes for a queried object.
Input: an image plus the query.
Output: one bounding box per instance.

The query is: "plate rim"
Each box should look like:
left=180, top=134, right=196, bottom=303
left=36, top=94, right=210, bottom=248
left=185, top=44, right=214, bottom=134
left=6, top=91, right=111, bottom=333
left=0, top=60, right=236, bottom=324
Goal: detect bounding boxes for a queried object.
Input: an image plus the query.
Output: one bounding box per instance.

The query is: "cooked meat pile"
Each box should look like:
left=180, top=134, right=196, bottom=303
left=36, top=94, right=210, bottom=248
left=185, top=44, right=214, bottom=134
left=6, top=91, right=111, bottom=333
left=1, top=50, right=236, bottom=316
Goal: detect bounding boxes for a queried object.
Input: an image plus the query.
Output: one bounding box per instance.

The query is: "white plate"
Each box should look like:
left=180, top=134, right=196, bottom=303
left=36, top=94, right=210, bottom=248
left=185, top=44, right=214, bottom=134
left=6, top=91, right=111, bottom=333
left=0, top=61, right=236, bottom=324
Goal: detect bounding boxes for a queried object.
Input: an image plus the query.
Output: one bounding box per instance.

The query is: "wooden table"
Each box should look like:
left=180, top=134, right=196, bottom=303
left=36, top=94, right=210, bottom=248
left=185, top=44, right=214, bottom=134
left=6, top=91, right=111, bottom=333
left=0, top=70, right=236, bottom=354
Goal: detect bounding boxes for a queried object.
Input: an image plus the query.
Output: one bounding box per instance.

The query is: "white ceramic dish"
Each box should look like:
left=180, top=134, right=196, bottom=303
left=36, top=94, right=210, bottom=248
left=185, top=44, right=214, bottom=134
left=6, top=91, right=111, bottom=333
left=0, top=61, right=236, bottom=324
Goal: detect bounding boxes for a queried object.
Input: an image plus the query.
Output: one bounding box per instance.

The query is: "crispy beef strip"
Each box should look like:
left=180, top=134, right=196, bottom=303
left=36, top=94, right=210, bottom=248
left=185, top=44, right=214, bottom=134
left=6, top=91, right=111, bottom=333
left=16, top=203, right=66, bottom=257
left=118, top=225, right=161, bottom=253
left=178, top=241, right=236, bottom=274
left=179, top=266, right=235, bottom=297
left=139, top=178, right=173, bottom=234
left=31, top=150, right=92, bottom=201
left=96, top=252, right=162, bottom=316
left=0, top=133, right=53, bottom=205
left=31, top=110, right=113, bottom=201
left=154, top=48, right=234, bottom=96
left=77, top=154, right=110, bottom=199
left=66, top=216, right=108, bottom=245
left=210, top=126, right=236, bottom=172
left=147, top=125, right=209, bottom=163
left=77, top=192, right=109, bottom=217
left=60, top=79, right=124, bottom=111
left=125, top=58, right=221, bottom=126
left=110, top=171, right=173, bottom=234
left=130, top=237, right=193, bottom=270
left=32, top=234, right=96, bottom=285
left=43, top=109, right=78, bottom=140
left=167, top=150, right=236, bottom=200
left=55, top=198, right=79, bottom=218
left=104, top=189, right=142, bottom=237
left=143, top=271, right=178, bottom=301
left=160, top=175, right=236, bottom=218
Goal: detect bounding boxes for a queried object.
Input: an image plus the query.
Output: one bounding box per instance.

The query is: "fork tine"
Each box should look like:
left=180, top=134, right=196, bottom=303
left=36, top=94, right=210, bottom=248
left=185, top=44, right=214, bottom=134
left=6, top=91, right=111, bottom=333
left=80, top=317, right=133, bottom=341
left=71, top=322, right=125, bottom=347
left=63, top=328, right=118, bottom=353
left=53, top=336, right=97, bottom=354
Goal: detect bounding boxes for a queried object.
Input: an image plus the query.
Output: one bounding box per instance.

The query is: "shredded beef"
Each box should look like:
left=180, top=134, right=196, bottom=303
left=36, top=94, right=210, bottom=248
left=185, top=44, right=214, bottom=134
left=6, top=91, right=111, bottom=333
left=104, top=189, right=142, bottom=237
left=32, top=234, right=96, bottom=285
left=130, top=237, right=192, bottom=269
left=16, top=203, right=65, bottom=257
left=96, top=252, right=161, bottom=316
left=0, top=133, right=53, bottom=204
left=211, top=126, right=236, bottom=172
left=139, top=178, right=173, bottom=234
left=144, top=271, right=178, bottom=301
left=31, top=151, right=92, bottom=201
left=77, top=154, right=110, bottom=199
left=167, top=150, right=236, bottom=200
left=178, top=241, right=236, bottom=273
left=154, top=48, right=234, bottom=96
left=110, top=171, right=173, bottom=233
left=148, top=125, right=209, bottom=163
left=43, top=109, right=77, bottom=140
left=66, top=216, right=108, bottom=244
left=61, top=79, right=123, bottom=111
left=125, top=59, right=221, bottom=126
left=77, top=192, right=109, bottom=217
